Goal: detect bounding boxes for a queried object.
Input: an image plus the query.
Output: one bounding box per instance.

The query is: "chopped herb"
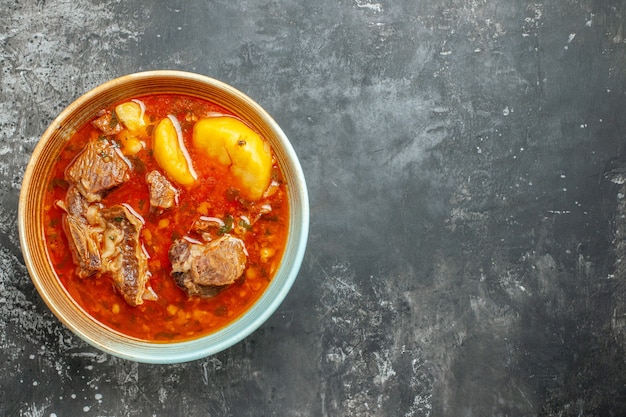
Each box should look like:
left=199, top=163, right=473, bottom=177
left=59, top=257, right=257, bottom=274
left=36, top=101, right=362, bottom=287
left=131, top=156, right=146, bottom=174
left=109, top=111, right=119, bottom=128
left=225, top=188, right=240, bottom=202
left=154, top=331, right=178, bottom=340
left=218, top=215, right=234, bottom=235
left=49, top=178, right=69, bottom=191
left=271, top=166, right=281, bottom=181
left=112, top=216, right=125, bottom=222
left=238, top=219, right=251, bottom=231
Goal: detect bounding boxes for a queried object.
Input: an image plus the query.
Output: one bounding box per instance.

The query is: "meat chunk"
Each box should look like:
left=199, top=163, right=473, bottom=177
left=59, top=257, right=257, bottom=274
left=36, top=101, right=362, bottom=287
left=169, top=236, right=247, bottom=298
left=63, top=213, right=102, bottom=278
left=59, top=186, right=102, bottom=278
left=58, top=190, right=155, bottom=305
left=146, top=170, right=179, bottom=211
left=64, top=185, right=90, bottom=217
left=65, top=138, right=130, bottom=202
left=99, top=205, right=152, bottom=306
left=91, top=110, right=123, bottom=136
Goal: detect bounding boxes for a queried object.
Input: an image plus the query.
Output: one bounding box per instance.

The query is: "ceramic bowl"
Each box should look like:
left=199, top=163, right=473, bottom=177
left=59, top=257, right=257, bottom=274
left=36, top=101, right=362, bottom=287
left=18, top=70, right=309, bottom=363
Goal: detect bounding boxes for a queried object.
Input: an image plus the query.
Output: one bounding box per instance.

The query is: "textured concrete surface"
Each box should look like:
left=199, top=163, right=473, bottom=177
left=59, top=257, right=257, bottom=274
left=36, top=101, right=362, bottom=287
left=2, top=0, right=626, bottom=416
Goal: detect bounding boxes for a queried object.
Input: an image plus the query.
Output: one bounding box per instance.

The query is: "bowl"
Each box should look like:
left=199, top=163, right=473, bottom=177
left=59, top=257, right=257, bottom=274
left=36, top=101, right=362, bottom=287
left=18, top=70, right=309, bottom=363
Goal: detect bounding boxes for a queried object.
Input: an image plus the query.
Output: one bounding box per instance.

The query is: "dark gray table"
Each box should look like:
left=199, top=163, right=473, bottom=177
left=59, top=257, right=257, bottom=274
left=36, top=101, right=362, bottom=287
left=2, top=1, right=626, bottom=415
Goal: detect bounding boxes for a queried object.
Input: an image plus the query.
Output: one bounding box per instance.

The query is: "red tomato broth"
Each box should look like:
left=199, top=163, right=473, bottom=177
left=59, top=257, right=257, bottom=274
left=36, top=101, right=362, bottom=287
left=42, top=94, right=289, bottom=342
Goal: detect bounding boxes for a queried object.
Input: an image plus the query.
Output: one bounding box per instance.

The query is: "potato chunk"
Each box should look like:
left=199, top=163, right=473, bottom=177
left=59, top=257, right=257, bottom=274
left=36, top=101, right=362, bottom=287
left=115, top=100, right=149, bottom=137
left=114, top=101, right=149, bottom=156
left=153, top=115, right=197, bottom=186
left=117, top=130, right=144, bottom=156
left=192, top=117, right=272, bottom=201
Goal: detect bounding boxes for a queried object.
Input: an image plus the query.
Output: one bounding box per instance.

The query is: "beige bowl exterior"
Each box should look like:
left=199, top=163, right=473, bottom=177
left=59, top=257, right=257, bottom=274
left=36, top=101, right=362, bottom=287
left=18, top=71, right=309, bottom=363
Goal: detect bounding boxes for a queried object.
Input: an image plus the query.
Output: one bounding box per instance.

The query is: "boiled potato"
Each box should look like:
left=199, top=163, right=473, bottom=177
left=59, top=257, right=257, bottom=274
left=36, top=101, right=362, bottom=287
left=153, top=115, right=197, bottom=186
left=192, top=117, right=272, bottom=200
left=115, top=100, right=149, bottom=137
left=117, top=129, right=144, bottom=156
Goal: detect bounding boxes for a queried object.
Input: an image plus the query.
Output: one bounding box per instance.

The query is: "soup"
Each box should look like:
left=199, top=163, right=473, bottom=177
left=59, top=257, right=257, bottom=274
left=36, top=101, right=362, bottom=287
left=42, top=94, right=289, bottom=342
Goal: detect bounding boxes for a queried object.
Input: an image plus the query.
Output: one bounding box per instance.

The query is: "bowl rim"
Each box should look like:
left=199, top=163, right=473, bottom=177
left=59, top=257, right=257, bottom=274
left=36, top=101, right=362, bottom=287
left=18, top=70, right=309, bottom=363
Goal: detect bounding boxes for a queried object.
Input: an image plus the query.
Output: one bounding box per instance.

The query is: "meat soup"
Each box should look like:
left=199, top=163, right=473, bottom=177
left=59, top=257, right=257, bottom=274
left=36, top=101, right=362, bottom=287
left=42, top=94, right=289, bottom=341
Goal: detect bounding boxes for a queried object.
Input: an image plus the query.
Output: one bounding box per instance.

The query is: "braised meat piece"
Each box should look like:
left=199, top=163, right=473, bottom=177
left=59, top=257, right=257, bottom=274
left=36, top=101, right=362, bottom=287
left=58, top=191, right=154, bottom=305
left=59, top=186, right=102, bottom=278
left=169, top=236, right=247, bottom=298
left=65, top=138, right=130, bottom=202
left=63, top=213, right=102, bottom=278
left=64, top=186, right=89, bottom=217
left=99, top=205, right=152, bottom=306
left=146, top=170, right=179, bottom=211
left=91, top=110, right=123, bottom=136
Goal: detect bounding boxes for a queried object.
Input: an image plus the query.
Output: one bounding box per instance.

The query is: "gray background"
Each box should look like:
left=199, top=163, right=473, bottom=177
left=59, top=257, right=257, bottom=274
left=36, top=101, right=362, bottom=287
left=2, top=0, right=626, bottom=416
